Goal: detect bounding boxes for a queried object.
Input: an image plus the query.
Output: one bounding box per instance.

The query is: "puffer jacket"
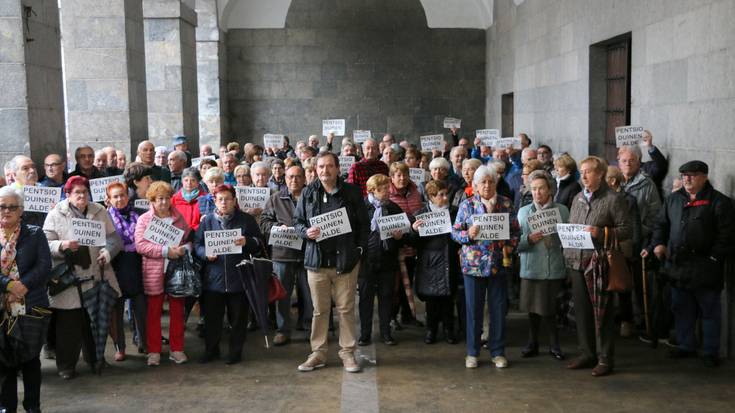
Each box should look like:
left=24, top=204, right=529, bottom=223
left=621, top=171, right=661, bottom=240
left=517, top=202, right=569, bottom=280
left=134, top=208, right=191, bottom=295
left=195, top=209, right=263, bottom=293
left=171, top=189, right=202, bottom=231
left=0, top=224, right=52, bottom=308
left=389, top=181, right=423, bottom=218
left=563, top=184, right=632, bottom=271
left=259, top=188, right=303, bottom=262
left=410, top=205, right=460, bottom=297
left=43, top=200, right=122, bottom=309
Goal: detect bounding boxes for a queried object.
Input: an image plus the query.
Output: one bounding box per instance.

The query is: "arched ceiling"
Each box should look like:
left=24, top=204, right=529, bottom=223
left=219, top=0, right=494, bottom=30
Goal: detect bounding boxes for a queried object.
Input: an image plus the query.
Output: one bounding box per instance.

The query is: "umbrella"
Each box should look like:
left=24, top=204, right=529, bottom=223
left=583, top=250, right=611, bottom=335
left=81, top=273, right=119, bottom=363
left=237, top=257, right=273, bottom=348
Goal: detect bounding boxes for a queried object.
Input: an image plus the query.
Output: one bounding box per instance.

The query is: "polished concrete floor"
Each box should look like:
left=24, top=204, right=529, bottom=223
left=31, top=306, right=735, bottom=413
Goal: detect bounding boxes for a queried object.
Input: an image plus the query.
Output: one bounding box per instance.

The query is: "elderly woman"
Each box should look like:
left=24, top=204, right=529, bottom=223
left=516, top=170, right=570, bottom=361
left=421, top=157, right=455, bottom=202
left=123, top=162, right=153, bottom=214
left=302, top=158, right=317, bottom=185
left=134, top=181, right=192, bottom=366
left=516, top=159, right=545, bottom=211
left=200, top=167, right=225, bottom=218
left=451, top=158, right=482, bottom=209
left=411, top=180, right=460, bottom=345
left=451, top=165, right=520, bottom=369
left=268, top=159, right=286, bottom=193
left=198, top=158, right=218, bottom=177
left=171, top=168, right=204, bottom=231
left=245, top=144, right=265, bottom=165
left=234, top=164, right=252, bottom=187
left=564, top=156, right=630, bottom=377
left=107, top=182, right=147, bottom=358
left=44, top=176, right=122, bottom=379
left=554, top=153, right=582, bottom=210
left=0, top=186, right=51, bottom=411
left=195, top=185, right=263, bottom=364
left=389, top=162, right=423, bottom=218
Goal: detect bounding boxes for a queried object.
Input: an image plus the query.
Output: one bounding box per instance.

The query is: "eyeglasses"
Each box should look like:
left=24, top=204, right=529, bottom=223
left=0, top=205, right=20, bottom=212
left=680, top=173, right=704, bottom=180
left=44, top=162, right=62, bottom=168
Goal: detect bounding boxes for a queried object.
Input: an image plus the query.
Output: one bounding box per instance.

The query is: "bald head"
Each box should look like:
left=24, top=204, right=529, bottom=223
left=137, top=140, right=155, bottom=165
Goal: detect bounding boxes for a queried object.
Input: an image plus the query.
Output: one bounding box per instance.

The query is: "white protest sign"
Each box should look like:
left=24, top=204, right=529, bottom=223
left=556, top=224, right=594, bottom=249
left=70, top=218, right=106, bottom=247
left=263, top=134, right=285, bottom=148
left=353, top=130, right=371, bottom=144
left=496, top=137, right=522, bottom=150
left=416, top=209, right=452, bottom=237
left=322, top=119, right=346, bottom=136
left=143, top=216, right=184, bottom=247
left=527, top=208, right=562, bottom=236
left=310, top=207, right=352, bottom=242
left=443, top=117, right=461, bottom=129
left=409, top=168, right=427, bottom=184
left=269, top=226, right=303, bottom=250
left=376, top=212, right=411, bottom=241
left=420, top=134, right=445, bottom=152
left=204, top=229, right=242, bottom=256
left=191, top=155, right=215, bottom=168
left=339, top=156, right=356, bottom=176
left=476, top=129, right=500, bottom=147
left=89, top=175, right=125, bottom=202
left=23, top=186, right=61, bottom=213
left=615, top=126, right=645, bottom=147
left=133, top=199, right=150, bottom=210
left=236, top=186, right=270, bottom=210
left=473, top=213, right=510, bottom=241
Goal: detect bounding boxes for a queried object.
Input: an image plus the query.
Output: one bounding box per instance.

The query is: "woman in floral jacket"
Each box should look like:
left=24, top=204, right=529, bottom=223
left=451, top=165, right=520, bottom=370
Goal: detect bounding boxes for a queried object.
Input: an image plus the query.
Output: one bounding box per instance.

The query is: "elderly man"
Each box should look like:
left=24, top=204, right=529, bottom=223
left=643, top=161, right=734, bottom=367
left=7, top=155, right=47, bottom=227
left=168, top=150, right=188, bottom=192
left=115, top=150, right=127, bottom=170
left=347, top=138, right=389, bottom=197
left=3, top=162, right=15, bottom=186
left=260, top=165, right=311, bottom=346
left=448, top=146, right=468, bottom=189
left=137, top=140, right=171, bottom=183
left=173, top=135, right=193, bottom=166
left=294, top=152, right=369, bottom=373
left=102, top=147, right=123, bottom=176
left=308, top=135, right=320, bottom=150
left=93, top=150, right=108, bottom=173
left=222, top=152, right=238, bottom=186
left=40, top=153, right=68, bottom=192
left=380, top=134, right=395, bottom=152
left=200, top=144, right=216, bottom=159
left=537, top=145, right=554, bottom=174
left=70, top=145, right=106, bottom=179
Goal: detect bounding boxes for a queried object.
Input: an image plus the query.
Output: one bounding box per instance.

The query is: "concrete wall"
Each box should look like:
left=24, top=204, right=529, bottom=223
left=486, top=0, right=735, bottom=193
left=227, top=0, right=486, bottom=147
left=196, top=0, right=229, bottom=149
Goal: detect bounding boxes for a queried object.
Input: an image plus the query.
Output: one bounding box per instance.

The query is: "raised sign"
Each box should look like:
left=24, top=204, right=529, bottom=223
left=420, top=134, right=445, bottom=152
left=23, top=186, right=61, bottom=213
left=615, top=126, right=645, bottom=147
left=353, top=130, right=371, bottom=144
left=322, top=119, right=346, bottom=136
left=443, top=117, right=461, bottom=129
left=476, top=129, right=500, bottom=147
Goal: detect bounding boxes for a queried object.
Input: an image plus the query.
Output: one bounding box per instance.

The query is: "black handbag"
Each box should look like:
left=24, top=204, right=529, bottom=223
left=0, top=306, right=51, bottom=367
left=164, top=250, right=202, bottom=298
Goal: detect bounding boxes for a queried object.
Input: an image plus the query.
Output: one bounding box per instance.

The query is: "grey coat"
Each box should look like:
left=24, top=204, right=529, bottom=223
left=621, top=171, right=661, bottom=240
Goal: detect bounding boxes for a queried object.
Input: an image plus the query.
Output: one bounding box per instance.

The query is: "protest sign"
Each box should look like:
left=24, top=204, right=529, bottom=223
left=556, top=224, right=595, bottom=249
left=23, top=186, right=61, bottom=213
left=191, top=155, right=215, bottom=168
left=615, top=126, right=645, bottom=147
left=376, top=212, right=411, bottom=241
left=143, top=216, right=184, bottom=247
left=476, top=129, right=500, bottom=147
left=415, top=209, right=452, bottom=237
left=339, top=156, right=356, bottom=176
left=443, top=118, right=461, bottom=129
left=496, top=137, right=522, bottom=150
left=263, top=134, right=285, bottom=148
left=473, top=213, right=510, bottom=241
left=420, top=134, right=445, bottom=152
left=322, top=119, right=346, bottom=136
left=353, top=130, right=371, bottom=144
left=527, top=208, right=562, bottom=236
left=70, top=218, right=105, bottom=247
left=310, top=207, right=352, bottom=242
left=236, top=186, right=270, bottom=210
left=205, top=229, right=242, bottom=256
left=134, top=199, right=150, bottom=210
left=409, top=168, right=427, bottom=184
left=269, top=226, right=303, bottom=250
left=89, top=175, right=124, bottom=202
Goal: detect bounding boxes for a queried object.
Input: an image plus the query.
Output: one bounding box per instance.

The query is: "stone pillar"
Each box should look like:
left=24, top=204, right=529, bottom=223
left=59, top=0, right=148, bottom=163
left=195, top=0, right=228, bottom=150
left=0, top=0, right=65, bottom=167
left=143, top=0, right=199, bottom=150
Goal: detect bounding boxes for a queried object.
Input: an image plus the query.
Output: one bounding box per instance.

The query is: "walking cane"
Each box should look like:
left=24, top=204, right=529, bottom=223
left=641, top=258, right=651, bottom=338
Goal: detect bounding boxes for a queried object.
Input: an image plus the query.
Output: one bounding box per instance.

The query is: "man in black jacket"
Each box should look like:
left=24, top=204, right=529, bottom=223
left=294, top=152, right=369, bottom=373
left=643, top=160, right=735, bottom=367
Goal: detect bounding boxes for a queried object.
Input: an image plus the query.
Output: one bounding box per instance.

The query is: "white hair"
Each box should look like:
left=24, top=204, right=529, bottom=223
left=154, top=146, right=168, bottom=156
left=429, top=157, right=450, bottom=171
left=472, top=165, right=498, bottom=186
left=250, top=161, right=270, bottom=175
left=450, top=146, right=467, bottom=157
left=7, top=155, right=31, bottom=173
left=168, top=150, right=187, bottom=162
left=618, top=144, right=642, bottom=162
left=0, top=186, right=23, bottom=208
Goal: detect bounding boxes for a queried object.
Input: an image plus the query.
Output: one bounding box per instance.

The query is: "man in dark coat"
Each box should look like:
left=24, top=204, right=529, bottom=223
left=643, top=160, right=735, bottom=367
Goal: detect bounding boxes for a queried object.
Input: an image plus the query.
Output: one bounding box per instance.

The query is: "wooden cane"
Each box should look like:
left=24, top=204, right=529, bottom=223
left=641, top=258, right=651, bottom=337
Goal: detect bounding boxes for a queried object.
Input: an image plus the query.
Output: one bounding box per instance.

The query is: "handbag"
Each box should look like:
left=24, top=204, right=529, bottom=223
left=0, top=306, right=51, bottom=367
left=48, top=250, right=84, bottom=296
left=164, top=250, right=202, bottom=298
left=604, top=227, right=632, bottom=292
left=268, top=273, right=288, bottom=303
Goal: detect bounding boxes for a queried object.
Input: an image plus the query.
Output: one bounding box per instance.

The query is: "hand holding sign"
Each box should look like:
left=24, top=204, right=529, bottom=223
left=556, top=224, right=594, bottom=249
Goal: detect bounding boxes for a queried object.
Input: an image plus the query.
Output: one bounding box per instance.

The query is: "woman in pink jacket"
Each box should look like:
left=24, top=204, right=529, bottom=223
left=134, top=181, right=192, bottom=366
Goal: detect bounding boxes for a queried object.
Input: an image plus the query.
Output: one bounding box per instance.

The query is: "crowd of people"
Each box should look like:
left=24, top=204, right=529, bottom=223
left=0, top=128, right=732, bottom=411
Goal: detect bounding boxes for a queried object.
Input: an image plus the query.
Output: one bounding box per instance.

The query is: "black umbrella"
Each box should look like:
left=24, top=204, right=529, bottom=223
left=237, top=257, right=273, bottom=348
left=81, top=275, right=119, bottom=363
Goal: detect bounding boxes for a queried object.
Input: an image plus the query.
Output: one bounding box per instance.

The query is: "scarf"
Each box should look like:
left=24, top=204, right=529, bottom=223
left=108, top=205, right=139, bottom=251
left=69, top=203, right=87, bottom=219
left=182, top=188, right=200, bottom=202
left=429, top=202, right=448, bottom=212
left=215, top=209, right=235, bottom=229
left=464, top=184, right=473, bottom=197
left=368, top=193, right=387, bottom=232
left=0, top=225, right=21, bottom=281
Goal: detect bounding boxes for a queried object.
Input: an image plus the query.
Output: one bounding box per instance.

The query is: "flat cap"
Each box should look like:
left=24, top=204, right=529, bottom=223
left=678, top=160, right=708, bottom=175
left=173, top=135, right=188, bottom=146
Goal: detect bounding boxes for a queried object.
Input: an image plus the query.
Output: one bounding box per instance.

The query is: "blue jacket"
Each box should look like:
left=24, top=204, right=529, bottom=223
left=194, top=209, right=263, bottom=293
left=517, top=203, right=569, bottom=280
left=0, top=224, right=52, bottom=308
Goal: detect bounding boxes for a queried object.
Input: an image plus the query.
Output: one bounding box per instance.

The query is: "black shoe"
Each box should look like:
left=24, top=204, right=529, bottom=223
left=247, top=321, right=258, bottom=332
left=424, top=330, right=436, bottom=344
left=93, top=360, right=107, bottom=375
left=549, top=347, right=565, bottom=361
left=668, top=348, right=696, bottom=359
left=58, top=370, right=76, bottom=380
left=199, top=351, right=220, bottom=364
left=382, top=334, right=397, bottom=346
left=358, top=336, right=371, bottom=346
left=702, top=355, right=720, bottom=368
left=638, top=333, right=659, bottom=348
left=26, top=408, right=42, bottom=413
left=390, top=319, right=403, bottom=331
left=520, top=344, right=539, bottom=358
left=445, top=329, right=458, bottom=345
left=225, top=354, right=242, bottom=365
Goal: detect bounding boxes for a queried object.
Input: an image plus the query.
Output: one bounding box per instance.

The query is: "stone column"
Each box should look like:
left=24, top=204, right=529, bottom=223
left=195, top=0, right=228, bottom=150
left=143, top=0, right=199, bottom=150
left=59, top=0, right=148, bottom=163
left=0, top=0, right=65, bottom=167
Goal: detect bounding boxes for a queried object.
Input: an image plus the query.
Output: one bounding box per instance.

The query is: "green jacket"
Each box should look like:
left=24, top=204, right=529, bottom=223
left=517, top=202, right=570, bottom=280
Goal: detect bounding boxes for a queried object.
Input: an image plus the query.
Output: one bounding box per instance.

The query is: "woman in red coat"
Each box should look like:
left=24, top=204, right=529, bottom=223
left=171, top=168, right=204, bottom=231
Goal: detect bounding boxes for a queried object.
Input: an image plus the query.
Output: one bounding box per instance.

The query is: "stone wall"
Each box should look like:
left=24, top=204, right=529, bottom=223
left=196, top=0, right=228, bottom=150
left=486, top=0, right=735, bottom=193
left=227, top=0, right=486, bottom=148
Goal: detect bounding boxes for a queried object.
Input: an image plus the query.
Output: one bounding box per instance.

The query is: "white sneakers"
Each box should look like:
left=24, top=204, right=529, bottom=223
left=147, top=352, right=160, bottom=366
left=465, top=355, right=509, bottom=369
left=465, top=355, right=478, bottom=368
left=147, top=351, right=188, bottom=366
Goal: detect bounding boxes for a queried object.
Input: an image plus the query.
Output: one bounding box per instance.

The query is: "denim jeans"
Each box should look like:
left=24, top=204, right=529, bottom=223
left=671, top=287, right=721, bottom=356
left=464, top=272, right=508, bottom=357
left=272, top=261, right=307, bottom=336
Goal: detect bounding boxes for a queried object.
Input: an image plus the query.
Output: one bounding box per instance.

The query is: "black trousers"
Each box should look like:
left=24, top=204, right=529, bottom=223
left=425, top=296, right=454, bottom=333
left=0, top=356, right=41, bottom=411
left=55, top=308, right=96, bottom=373
left=202, top=291, right=248, bottom=358
left=359, top=269, right=394, bottom=337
